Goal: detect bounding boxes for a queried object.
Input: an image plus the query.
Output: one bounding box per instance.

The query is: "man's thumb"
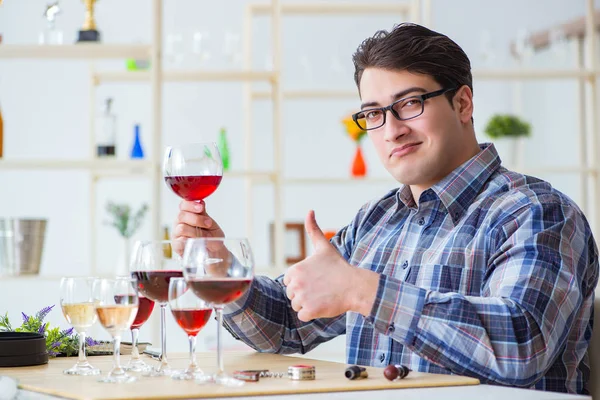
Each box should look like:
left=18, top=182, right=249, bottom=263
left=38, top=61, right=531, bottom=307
left=305, top=210, right=328, bottom=251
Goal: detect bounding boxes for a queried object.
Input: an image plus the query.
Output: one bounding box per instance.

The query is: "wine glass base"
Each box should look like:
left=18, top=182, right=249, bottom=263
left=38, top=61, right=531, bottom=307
left=63, top=362, right=101, bottom=376
left=142, top=365, right=174, bottom=377
left=172, top=369, right=209, bottom=381
left=123, top=359, right=153, bottom=373
left=213, top=373, right=245, bottom=387
left=98, top=374, right=137, bottom=384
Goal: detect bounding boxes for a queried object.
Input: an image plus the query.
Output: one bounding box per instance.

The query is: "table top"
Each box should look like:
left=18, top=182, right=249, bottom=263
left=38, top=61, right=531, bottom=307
left=2, top=351, right=591, bottom=400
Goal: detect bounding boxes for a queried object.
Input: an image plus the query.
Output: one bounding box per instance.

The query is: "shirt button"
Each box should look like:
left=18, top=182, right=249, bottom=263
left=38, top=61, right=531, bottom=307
left=379, top=353, right=385, bottom=362
left=388, top=324, right=395, bottom=334
left=402, top=260, right=409, bottom=269
left=417, top=217, right=425, bottom=226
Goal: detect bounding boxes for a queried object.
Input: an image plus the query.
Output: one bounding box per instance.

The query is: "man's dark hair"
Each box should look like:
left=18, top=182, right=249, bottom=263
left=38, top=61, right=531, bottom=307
left=352, top=23, right=473, bottom=106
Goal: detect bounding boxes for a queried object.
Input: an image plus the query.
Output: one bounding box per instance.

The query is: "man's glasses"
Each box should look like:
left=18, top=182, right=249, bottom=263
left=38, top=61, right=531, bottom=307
left=352, top=87, right=457, bottom=131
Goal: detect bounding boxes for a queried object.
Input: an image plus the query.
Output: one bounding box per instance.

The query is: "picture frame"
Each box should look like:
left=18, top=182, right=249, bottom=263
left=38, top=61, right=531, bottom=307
left=269, top=222, right=306, bottom=266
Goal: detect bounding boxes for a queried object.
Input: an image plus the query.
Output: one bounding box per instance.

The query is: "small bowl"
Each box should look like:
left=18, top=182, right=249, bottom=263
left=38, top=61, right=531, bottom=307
left=0, top=332, right=48, bottom=367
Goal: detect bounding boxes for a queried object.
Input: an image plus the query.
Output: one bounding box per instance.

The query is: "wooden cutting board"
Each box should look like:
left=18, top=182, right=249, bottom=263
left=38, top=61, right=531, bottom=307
left=0, top=351, right=479, bottom=400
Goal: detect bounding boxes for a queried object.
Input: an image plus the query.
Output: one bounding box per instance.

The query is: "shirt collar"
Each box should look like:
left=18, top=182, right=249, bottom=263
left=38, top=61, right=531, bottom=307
left=396, top=143, right=502, bottom=225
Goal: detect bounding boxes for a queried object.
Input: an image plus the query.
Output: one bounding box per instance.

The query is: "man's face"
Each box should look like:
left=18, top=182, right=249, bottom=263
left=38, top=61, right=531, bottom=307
left=358, top=68, right=474, bottom=190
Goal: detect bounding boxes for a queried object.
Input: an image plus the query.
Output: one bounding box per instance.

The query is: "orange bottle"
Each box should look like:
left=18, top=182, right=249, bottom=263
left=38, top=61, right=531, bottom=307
left=0, top=102, right=3, bottom=158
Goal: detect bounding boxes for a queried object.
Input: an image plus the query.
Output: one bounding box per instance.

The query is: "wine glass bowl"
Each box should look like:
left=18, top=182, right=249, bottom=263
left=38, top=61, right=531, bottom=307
left=163, top=143, right=223, bottom=202
left=92, top=278, right=139, bottom=384
left=183, top=237, right=254, bottom=386
left=60, top=277, right=100, bottom=376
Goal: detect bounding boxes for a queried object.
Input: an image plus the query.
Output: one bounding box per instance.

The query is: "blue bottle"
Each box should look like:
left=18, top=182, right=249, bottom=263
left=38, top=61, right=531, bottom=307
left=130, top=124, right=144, bottom=159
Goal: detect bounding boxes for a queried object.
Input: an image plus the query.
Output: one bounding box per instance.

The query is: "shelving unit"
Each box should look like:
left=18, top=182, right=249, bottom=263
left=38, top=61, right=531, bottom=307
left=1, top=0, right=599, bottom=276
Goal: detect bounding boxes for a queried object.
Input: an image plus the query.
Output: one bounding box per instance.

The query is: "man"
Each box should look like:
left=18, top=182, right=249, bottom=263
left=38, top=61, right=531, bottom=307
left=173, top=23, right=598, bottom=394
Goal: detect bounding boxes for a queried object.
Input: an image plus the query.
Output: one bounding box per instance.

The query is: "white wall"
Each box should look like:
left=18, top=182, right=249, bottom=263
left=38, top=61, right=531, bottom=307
left=0, top=0, right=599, bottom=359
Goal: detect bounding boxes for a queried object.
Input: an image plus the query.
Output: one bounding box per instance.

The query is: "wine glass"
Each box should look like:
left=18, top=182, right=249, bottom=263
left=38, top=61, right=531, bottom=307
left=130, top=240, right=183, bottom=376
left=123, top=294, right=155, bottom=372
left=183, top=237, right=255, bottom=387
left=60, top=277, right=100, bottom=376
left=168, top=278, right=213, bottom=381
left=163, top=142, right=223, bottom=202
left=92, top=277, right=139, bottom=384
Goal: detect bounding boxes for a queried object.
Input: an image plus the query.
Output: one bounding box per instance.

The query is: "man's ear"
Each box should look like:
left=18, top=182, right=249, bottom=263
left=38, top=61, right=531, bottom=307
left=454, top=85, right=474, bottom=125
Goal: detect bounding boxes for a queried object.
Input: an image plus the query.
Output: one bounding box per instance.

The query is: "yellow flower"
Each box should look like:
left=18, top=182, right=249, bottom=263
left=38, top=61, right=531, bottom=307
left=341, top=114, right=366, bottom=143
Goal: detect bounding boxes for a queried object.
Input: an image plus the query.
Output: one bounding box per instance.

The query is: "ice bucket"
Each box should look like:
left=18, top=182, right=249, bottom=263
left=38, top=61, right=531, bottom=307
left=0, top=219, right=47, bottom=276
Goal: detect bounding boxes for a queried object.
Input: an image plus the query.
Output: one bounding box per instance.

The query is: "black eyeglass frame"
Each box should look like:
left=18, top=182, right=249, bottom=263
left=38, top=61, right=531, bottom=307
left=352, top=87, right=458, bottom=131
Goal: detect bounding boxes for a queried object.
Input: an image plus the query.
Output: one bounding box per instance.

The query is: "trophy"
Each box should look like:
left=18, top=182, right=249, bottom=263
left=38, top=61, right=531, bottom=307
left=77, top=0, right=100, bottom=42
left=39, top=2, right=63, bottom=45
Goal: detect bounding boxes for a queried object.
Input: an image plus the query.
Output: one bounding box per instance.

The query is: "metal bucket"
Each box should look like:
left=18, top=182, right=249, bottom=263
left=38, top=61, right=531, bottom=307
left=0, top=219, right=47, bottom=276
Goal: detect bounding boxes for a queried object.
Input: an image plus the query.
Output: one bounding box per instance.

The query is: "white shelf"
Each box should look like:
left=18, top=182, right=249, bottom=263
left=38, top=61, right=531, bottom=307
left=0, top=44, right=151, bottom=60
left=250, top=3, right=411, bottom=15
left=0, top=159, right=153, bottom=174
left=253, top=89, right=357, bottom=100
left=93, top=70, right=277, bottom=84
left=225, top=170, right=275, bottom=182
left=472, top=68, right=597, bottom=80
left=284, top=176, right=396, bottom=185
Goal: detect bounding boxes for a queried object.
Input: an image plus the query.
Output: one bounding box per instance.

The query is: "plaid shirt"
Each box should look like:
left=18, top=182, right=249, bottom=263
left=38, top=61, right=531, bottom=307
left=223, top=143, right=598, bottom=394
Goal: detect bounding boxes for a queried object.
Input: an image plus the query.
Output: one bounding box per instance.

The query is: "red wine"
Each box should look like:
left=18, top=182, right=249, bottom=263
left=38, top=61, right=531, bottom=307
left=188, top=278, right=252, bottom=305
left=131, top=296, right=155, bottom=329
left=131, top=270, right=183, bottom=303
left=164, top=175, right=222, bottom=201
left=113, top=295, right=155, bottom=329
left=171, top=308, right=212, bottom=336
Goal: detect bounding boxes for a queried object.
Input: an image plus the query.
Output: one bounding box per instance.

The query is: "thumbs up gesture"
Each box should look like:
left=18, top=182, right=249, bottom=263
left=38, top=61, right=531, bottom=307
left=283, top=210, right=378, bottom=322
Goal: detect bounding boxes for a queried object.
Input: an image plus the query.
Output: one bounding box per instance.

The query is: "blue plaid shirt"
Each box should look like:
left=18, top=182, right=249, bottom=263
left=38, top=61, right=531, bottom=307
left=223, top=143, right=598, bottom=394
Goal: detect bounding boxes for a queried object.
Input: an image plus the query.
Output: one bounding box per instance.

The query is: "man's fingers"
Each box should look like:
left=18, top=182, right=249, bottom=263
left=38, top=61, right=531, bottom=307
left=179, top=200, right=206, bottom=214
left=285, top=285, right=295, bottom=301
left=291, top=296, right=302, bottom=313
left=305, top=210, right=329, bottom=252
left=174, top=223, right=199, bottom=239
left=178, top=211, right=213, bottom=229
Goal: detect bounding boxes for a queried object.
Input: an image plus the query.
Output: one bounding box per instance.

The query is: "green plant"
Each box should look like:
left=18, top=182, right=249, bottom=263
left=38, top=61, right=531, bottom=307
left=484, top=114, right=531, bottom=139
left=0, top=305, right=99, bottom=357
left=105, top=201, right=149, bottom=238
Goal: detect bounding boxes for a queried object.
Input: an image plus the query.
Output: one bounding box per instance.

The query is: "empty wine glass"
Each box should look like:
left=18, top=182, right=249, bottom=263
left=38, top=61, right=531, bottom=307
left=130, top=240, right=183, bottom=377
left=60, top=277, right=100, bottom=376
left=123, top=294, right=155, bottom=372
left=92, top=277, right=139, bottom=384
left=168, top=277, right=213, bottom=381
left=183, top=237, right=255, bottom=387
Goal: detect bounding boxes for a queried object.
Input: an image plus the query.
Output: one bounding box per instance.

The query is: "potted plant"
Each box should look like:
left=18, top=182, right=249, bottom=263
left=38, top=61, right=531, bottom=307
left=484, top=114, right=531, bottom=168
left=105, top=202, right=148, bottom=275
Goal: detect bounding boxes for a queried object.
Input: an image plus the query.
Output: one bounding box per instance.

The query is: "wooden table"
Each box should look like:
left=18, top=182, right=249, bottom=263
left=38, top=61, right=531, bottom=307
left=1, top=352, right=590, bottom=400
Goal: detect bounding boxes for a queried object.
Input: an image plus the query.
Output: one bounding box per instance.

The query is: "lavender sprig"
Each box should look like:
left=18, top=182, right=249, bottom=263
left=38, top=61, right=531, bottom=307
left=35, top=305, right=54, bottom=322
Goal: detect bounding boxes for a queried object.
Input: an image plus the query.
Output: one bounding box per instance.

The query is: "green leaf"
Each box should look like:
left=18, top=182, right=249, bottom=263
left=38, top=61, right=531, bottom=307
left=484, top=114, right=531, bottom=139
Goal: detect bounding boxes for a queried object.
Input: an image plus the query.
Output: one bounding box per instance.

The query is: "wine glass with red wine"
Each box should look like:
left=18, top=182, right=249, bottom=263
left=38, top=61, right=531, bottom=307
left=123, top=294, right=155, bottom=372
left=163, top=142, right=223, bottom=203
left=183, top=237, right=254, bottom=387
left=129, top=240, right=183, bottom=377
left=168, top=278, right=213, bottom=381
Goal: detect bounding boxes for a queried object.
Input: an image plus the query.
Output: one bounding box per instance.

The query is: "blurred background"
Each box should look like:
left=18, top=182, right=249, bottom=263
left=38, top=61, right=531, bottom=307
left=0, top=0, right=599, bottom=361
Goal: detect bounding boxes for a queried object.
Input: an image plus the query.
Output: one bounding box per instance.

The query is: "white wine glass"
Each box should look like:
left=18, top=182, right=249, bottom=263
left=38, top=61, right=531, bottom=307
left=92, top=277, right=139, bottom=384
left=60, top=276, right=100, bottom=376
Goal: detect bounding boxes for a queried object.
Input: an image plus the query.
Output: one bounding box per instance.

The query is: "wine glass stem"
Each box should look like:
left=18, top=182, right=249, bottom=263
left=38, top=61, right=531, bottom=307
left=111, top=335, right=123, bottom=375
left=77, top=331, right=87, bottom=364
left=159, top=304, right=169, bottom=369
left=216, top=307, right=224, bottom=376
left=188, top=335, right=197, bottom=371
left=131, top=328, right=140, bottom=361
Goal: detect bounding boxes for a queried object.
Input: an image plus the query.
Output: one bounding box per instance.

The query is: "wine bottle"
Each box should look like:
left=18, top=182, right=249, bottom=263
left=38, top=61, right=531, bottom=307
left=130, top=124, right=144, bottom=159
left=97, top=98, right=116, bottom=157
left=217, top=127, right=230, bottom=171
left=0, top=101, right=4, bottom=158
left=162, top=226, right=172, bottom=258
